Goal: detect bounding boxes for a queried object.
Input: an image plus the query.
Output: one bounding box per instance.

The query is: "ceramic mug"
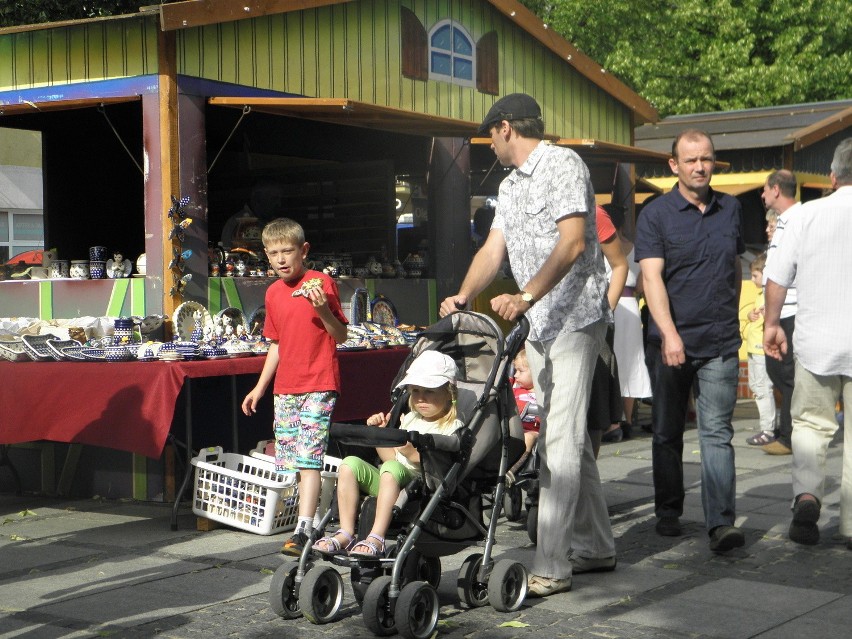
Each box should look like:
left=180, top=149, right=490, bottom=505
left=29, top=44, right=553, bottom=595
left=89, top=246, right=108, bottom=262
left=89, top=260, right=106, bottom=279
left=50, top=260, right=70, bottom=279
left=70, top=260, right=89, bottom=279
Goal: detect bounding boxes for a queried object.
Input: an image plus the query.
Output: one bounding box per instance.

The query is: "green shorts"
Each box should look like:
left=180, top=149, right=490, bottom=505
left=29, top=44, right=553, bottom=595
left=340, top=455, right=415, bottom=496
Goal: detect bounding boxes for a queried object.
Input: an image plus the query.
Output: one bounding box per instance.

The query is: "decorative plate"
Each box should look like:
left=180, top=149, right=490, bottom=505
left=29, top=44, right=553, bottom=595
left=215, top=307, right=248, bottom=333
left=21, top=334, right=58, bottom=361
left=247, top=306, right=267, bottom=337
left=80, top=348, right=107, bottom=361
left=370, top=296, right=398, bottom=326
left=172, top=301, right=213, bottom=342
left=350, top=288, right=369, bottom=325
left=46, top=339, right=84, bottom=361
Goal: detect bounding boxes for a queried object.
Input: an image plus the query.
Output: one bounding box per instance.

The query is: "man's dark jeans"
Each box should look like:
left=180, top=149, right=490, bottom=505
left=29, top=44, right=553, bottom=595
left=645, top=342, right=739, bottom=531
left=766, top=315, right=796, bottom=448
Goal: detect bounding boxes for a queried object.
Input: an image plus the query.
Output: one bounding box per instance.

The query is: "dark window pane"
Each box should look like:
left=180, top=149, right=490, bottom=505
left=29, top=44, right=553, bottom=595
left=431, top=24, right=450, bottom=50
left=453, top=28, right=472, bottom=55
left=454, top=58, right=472, bottom=80
left=431, top=52, right=451, bottom=76
left=0, top=212, right=8, bottom=242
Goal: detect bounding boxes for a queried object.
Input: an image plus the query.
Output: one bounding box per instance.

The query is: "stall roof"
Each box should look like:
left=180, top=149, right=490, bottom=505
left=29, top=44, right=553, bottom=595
left=643, top=170, right=831, bottom=197
left=209, top=96, right=481, bottom=138
left=635, top=100, right=852, bottom=153
left=0, top=96, right=140, bottom=116
left=470, top=137, right=671, bottom=165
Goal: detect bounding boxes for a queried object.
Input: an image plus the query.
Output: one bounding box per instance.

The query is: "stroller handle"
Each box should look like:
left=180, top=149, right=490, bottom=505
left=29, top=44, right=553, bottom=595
left=503, top=315, right=530, bottom=362
left=328, top=423, right=461, bottom=453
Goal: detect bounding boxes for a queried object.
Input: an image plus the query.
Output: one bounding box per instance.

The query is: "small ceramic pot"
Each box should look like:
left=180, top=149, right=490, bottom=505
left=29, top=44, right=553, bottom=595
left=89, top=261, right=106, bottom=279
left=136, top=253, right=146, bottom=276
left=50, top=260, right=70, bottom=278
left=70, top=260, right=89, bottom=279
left=89, top=246, right=108, bottom=262
left=113, top=318, right=135, bottom=345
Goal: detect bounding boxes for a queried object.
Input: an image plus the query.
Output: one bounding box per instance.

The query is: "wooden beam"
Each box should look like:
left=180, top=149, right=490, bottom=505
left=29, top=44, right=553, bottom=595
left=792, top=106, right=852, bottom=152
left=160, top=0, right=352, bottom=31
left=158, top=27, right=181, bottom=324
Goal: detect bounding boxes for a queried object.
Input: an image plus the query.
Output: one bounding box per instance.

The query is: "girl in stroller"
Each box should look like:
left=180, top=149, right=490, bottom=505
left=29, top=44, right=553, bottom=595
left=311, top=350, right=464, bottom=558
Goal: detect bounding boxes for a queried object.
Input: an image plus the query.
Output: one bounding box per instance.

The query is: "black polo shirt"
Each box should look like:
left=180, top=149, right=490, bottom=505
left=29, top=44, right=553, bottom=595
left=635, top=186, right=745, bottom=359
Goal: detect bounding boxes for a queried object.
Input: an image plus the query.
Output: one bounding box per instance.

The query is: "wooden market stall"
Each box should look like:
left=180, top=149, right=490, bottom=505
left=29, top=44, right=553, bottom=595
left=0, top=0, right=659, bottom=499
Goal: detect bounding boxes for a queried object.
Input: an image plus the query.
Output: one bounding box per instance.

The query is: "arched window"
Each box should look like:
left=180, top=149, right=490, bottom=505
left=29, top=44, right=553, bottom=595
left=428, top=20, right=475, bottom=87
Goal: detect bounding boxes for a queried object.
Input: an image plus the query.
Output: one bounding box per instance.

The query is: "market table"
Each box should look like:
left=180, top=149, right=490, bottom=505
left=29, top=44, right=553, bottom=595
left=0, top=347, right=410, bottom=526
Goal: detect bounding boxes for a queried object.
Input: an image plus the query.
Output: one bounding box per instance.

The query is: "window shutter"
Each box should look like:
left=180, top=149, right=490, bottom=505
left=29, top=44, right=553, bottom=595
left=476, top=31, right=499, bottom=95
left=401, top=7, right=428, bottom=81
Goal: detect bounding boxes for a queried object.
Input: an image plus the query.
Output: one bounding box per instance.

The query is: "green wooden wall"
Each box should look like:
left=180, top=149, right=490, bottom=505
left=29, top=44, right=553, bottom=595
left=175, top=0, right=632, bottom=143
left=0, top=17, right=158, bottom=91
left=0, top=2, right=632, bottom=144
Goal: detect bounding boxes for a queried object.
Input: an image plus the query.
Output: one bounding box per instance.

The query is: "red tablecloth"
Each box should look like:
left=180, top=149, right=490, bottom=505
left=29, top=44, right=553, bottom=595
left=0, top=347, right=408, bottom=458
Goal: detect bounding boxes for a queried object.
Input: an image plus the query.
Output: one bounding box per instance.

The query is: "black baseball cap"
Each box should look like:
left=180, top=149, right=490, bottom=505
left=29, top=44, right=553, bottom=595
left=477, top=93, right=542, bottom=135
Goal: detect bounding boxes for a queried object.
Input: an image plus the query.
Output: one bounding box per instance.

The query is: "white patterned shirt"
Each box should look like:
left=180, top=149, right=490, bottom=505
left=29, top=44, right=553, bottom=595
left=763, top=201, right=800, bottom=318
left=764, top=186, right=852, bottom=376
left=491, top=141, right=610, bottom=341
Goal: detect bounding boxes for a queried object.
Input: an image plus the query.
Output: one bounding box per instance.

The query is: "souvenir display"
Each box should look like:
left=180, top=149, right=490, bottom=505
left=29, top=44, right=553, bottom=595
left=172, top=301, right=213, bottom=342
left=215, top=307, right=248, bottom=336
left=370, top=295, right=399, bottom=326
left=247, top=306, right=266, bottom=337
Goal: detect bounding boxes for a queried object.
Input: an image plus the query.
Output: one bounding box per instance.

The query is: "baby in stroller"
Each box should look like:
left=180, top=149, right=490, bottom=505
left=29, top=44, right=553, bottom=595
left=311, top=351, right=464, bottom=559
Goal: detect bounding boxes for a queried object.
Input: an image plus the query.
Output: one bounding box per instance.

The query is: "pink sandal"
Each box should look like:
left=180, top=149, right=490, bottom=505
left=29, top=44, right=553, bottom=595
left=348, top=533, right=386, bottom=559
left=311, top=529, right=356, bottom=557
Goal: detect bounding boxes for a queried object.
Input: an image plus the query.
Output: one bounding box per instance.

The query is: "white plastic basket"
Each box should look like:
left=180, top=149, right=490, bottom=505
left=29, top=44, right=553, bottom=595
left=191, top=447, right=298, bottom=535
left=249, top=440, right=341, bottom=527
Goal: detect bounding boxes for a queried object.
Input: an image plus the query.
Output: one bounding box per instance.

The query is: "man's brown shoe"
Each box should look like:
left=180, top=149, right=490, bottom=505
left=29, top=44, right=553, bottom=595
left=762, top=441, right=792, bottom=455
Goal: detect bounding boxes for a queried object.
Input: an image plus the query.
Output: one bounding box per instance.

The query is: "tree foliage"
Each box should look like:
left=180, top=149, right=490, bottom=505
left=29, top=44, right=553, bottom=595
left=0, top=1, right=177, bottom=27
left=522, top=0, right=852, bottom=115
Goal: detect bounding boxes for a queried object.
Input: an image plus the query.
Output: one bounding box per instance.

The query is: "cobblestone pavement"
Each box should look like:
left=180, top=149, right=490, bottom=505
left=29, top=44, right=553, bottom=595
left=2, top=401, right=850, bottom=638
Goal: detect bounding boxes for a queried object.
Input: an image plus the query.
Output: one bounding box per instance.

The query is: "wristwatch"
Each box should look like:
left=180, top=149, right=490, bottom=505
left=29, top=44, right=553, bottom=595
left=520, top=290, right=535, bottom=306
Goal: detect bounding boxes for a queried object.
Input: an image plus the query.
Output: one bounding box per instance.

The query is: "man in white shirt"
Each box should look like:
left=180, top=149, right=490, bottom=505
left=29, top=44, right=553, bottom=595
left=757, top=170, right=800, bottom=455
left=764, top=138, right=852, bottom=548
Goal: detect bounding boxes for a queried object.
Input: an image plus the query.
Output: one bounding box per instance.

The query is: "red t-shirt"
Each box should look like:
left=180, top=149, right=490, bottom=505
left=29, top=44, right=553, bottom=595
left=263, top=270, right=348, bottom=395
left=596, top=205, right=616, bottom=244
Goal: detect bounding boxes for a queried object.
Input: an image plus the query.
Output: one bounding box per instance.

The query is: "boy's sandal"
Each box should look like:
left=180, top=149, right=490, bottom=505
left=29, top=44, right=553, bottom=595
left=311, top=529, right=356, bottom=556
left=348, top=533, right=386, bottom=559
left=746, top=432, right=775, bottom=446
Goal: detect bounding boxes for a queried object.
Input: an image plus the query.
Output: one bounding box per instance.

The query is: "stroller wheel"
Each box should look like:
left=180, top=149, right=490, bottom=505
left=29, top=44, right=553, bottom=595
left=456, top=553, right=489, bottom=608
left=395, top=581, right=440, bottom=639
left=488, top=559, right=528, bottom=612
left=526, top=505, right=538, bottom=545
left=301, top=565, right=343, bottom=624
left=362, top=575, right=397, bottom=636
left=350, top=563, right=378, bottom=605
left=504, top=484, right=523, bottom=522
left=268, top=560, right=304, bottom=619
left=401, top=550, right=442, bottom=590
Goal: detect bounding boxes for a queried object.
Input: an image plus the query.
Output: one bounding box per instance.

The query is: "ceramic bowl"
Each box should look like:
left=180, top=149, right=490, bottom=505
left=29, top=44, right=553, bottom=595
left=70, top=260, right=89, bottom=279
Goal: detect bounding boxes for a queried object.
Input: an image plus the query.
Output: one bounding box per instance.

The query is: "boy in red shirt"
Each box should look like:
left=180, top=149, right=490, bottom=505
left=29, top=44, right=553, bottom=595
left=508, top=348, right=539, bottom=481
left=242, top=218, right=348, bottom=555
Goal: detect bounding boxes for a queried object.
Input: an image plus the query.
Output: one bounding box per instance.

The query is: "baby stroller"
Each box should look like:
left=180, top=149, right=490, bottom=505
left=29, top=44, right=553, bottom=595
left=268, top=310, right=529, bottom=639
